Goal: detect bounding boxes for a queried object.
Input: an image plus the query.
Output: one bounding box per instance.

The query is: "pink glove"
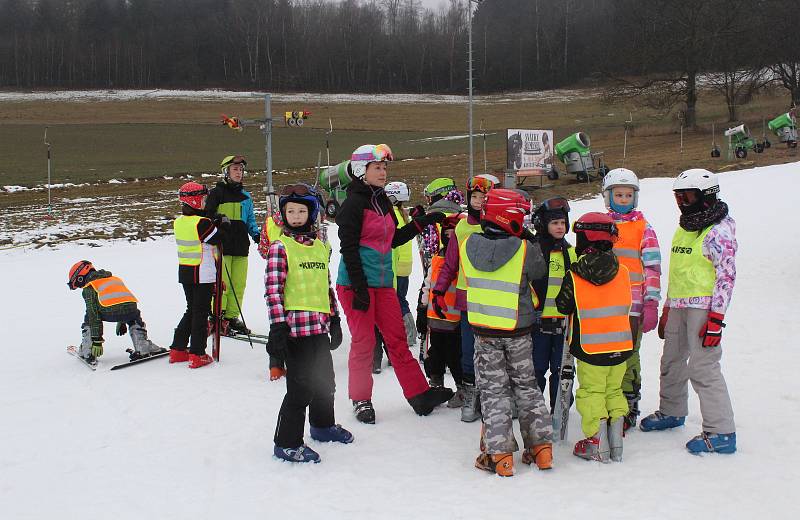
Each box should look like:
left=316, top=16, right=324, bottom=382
left=641, top=300, right=659, bottom=334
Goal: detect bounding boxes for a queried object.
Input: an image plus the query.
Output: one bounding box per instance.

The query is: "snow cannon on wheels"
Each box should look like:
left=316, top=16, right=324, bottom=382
left=554, top=132, right=609, bottom=182
left=285, top=110, right=311, bottom=127
left=318, top=160, right=351, bottom=218
left=767, top=112, right=798, bottom=149
left=725, top=124, right=764, bottom=159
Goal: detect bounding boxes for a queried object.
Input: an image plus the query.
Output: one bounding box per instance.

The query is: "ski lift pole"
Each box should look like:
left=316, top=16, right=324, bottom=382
left=44, top=127, right=52, bottom=217
left=622, top=112, right=632, bottom=166
left=326, top=119, right=333, bottom=168
left=263, top=93, right=276, bottom=213
left=480, top=119, right=487, bottom=174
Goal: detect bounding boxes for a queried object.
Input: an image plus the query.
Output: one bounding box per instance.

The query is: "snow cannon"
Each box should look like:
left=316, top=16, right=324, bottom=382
left=555, top=132, right=607, bottom=181
left=724, top=124, right=763, bottom=159
left=318, top=160, right=351, bottom=218
left=767, top=112, right=798, bottom=148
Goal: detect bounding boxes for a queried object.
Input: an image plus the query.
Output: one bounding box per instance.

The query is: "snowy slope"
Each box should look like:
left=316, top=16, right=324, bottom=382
left=2, top=162, right=799, bottom=519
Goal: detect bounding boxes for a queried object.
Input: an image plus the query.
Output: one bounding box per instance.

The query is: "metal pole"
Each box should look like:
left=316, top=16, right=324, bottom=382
left=467, top=1, right=474, bottom=179
left=326, top=118, right=333, bottom=167
left=265, top=94, right=273, bottom=199
left=44, top=127, right=52, bottom=216
left=480, top=119, right=487, bottom=174
left=622, top=112, right=632, bottom=166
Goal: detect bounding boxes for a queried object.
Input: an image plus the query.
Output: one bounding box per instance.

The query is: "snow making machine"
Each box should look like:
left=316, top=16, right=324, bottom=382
left=318, top=160, right=351, bottom=218
left=554, top=132, right=608, bottom=182
left=724, top=124, right=765, bottom=159
left=767, top=112, right=798, bottom=149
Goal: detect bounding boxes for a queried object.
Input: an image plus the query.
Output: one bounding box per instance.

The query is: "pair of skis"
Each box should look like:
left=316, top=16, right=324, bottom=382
left=552, top=316, right=575, bottom=443
left=67, top=346, right=169, bottom=371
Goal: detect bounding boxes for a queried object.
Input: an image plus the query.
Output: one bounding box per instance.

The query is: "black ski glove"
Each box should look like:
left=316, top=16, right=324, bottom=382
left=416, top=305, right=428, bottom=335
left=409, top=205, right=426, bottom=219
left=252, top=233, right=261, bottom=244
left=414, top=211, right=446, bottom=228
left=116, top=322, right=127, bottom=336
left=352, top=285, right=370, bottom=312
left=266, top=322, right=290, bottom=357
left=329, top=316, right=343, bottom=350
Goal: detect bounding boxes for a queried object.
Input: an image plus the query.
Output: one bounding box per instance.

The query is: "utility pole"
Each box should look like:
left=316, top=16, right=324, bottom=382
left=468, top=0, right=483, bottom=179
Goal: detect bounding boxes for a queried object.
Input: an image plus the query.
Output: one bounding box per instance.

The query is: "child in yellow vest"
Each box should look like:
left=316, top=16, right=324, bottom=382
left=601, top=168, right=662, bottom=430
left=555, top=212, right=633, bottom=463
left=265, top=184, right=350, bottom=463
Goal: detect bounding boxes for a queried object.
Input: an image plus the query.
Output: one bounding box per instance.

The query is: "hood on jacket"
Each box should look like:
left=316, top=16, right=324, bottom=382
left=465, top=233, right=523, bottom=272
left=572, top=250, right=619, bottom=286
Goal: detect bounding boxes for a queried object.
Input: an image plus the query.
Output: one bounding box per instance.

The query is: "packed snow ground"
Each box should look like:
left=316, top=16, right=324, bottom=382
left=2, top=162, right=798, bottom=519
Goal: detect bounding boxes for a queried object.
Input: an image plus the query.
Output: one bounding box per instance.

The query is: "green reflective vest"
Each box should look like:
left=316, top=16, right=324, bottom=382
left=217, top=201, right=242, bottom=221
left=174, top=215, right=203, bottom=266
left=461, top=238, right=527, bottom=330
left=281, top=236, right=331, bottom=313
left=392, top=206, right=413, bottom=277
left=667, top=226, right=715, bottom=299
left=541, top=246, right=578, bottom=318
left=454, top=218, right=482, bottom=290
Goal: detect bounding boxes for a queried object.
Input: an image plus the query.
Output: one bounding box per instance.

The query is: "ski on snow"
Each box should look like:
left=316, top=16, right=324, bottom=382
left=67, top=346, right=169, bottom=371
left=67, top=345, right=98, bottom=371
left=552, top=318, right=576, bottom=443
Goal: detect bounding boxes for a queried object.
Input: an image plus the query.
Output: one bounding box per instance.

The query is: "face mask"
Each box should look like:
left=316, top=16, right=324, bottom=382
left=609, top=199, right=634, bottom=214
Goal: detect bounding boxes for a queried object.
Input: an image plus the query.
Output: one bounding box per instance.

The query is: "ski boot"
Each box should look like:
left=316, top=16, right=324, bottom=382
left=447, top=384, right=465, bottom=408
left=475, top=452, right=514, bottom=477
left=129, top=320, right=167, bottom=360
left=521, top=443, right=553, bottom=470
left=573, top=419, right=610, bottom=463
left=640, top=411, right=686, bottom=432
left=310, top=424, right=354, bottom=444
left=188, top=353, right=213, bottom=369
left=623, top=392, right=640, bottom=431
left=429, top=374, right=445, bottom=388
left=686, top=432, right=736, bottom=455
left=403, top=312, right=417, bottom=350
left=227, top=317, right=251, bottom=335
left=353, top=400, right=376, bottom=424
left=273, top=444, right=321, bottom=463
left=608, top=417, right=624, bottom=462
left=461, top=382, right=481, bottom=423
left=372, top=341, right=383, bottom=374
left=169, top=348, right=190, bottom=363
left=408, top=387, right=454, bottom=416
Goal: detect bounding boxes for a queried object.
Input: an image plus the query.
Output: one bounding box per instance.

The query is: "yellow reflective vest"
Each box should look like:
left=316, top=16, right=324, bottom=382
left=667, top=226, right=715, bottom=299
left=392, top=206, right=413, bottom=277
left=280, top=236, right=332, bottom=313
left=454, top=218, right=482, bottom=290
left=174, top=215, right=204, bottom=266
left=541, top=246, right=578, bottom=318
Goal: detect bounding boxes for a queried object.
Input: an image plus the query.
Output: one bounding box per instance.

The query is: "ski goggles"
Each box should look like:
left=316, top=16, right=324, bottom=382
left=280, top=183, right=319, bottom=197
left=351, top=144, right=394, bottom=163
left=67, top=260, right=93, bottom=289
left=539, top=197, right=570, bottom=213
left=178, top=185, right=209, bottom=197
left=221, top=155, right=247, bottom=168
left=573, top=220, right=618, bottom=235
left=467, top=176, right=494, bottom=193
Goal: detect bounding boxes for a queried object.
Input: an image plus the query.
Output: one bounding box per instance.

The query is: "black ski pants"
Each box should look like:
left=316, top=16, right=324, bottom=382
left=173, top=283, right=213, bottom=355
left=274, top=333, right=336, bottom=449
left=423, top=329, right=463, bottom=386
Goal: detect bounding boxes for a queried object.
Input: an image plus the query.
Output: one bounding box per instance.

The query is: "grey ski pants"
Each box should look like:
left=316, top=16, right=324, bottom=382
left=659, top=307, right=735, bottom=434
left=474, top=334, right=552, bottom=454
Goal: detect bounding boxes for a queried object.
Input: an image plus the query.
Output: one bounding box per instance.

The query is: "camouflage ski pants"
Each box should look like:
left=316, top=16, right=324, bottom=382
left=474, top=334, right=553, bottom=454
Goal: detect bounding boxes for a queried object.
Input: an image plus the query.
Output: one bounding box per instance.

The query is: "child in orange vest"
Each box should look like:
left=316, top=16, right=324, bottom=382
left=601, top=168, right=662, bottom=430
left=67, top=260, right=165, bottom=365
left=420, top=214, right=463, bottom=398
left=555, top=212, right=633, bottom=463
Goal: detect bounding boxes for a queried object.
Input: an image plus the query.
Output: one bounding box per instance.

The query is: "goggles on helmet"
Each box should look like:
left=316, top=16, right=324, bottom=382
left=573, top=220, right=618, bottom=236
left=467, top=176, right=494, bottom=193
left=179, top=185, right=209, bottom=197
left=221, top=155, right=247, bottom=168
left=280, top=183, right=318, bottom=197
left=539, top=197, right=570, bottom=213
left=351, top=144, right=394, bottom=163
left=67, top=260, right=93, bottom=289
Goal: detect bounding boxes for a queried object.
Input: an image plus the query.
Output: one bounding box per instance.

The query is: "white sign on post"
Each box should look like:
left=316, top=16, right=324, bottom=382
left=506, top=129, right=554, bottom=172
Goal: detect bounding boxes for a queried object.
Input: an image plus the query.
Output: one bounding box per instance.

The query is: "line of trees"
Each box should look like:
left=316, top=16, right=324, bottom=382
left=1, top=0, right=798, bottom=119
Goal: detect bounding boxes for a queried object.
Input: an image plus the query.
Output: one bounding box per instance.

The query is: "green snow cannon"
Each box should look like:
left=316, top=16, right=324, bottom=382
left=724, top=124, right=764, bottom=159
left=318, top=160, right=351, bottom=218
left=555, top=132, right=603, bottom=181
left=767, top=113, right=798, bottom=148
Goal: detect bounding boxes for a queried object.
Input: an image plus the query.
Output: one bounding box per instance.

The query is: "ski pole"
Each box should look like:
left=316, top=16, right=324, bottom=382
left=223, top=261, right=253, bottom=348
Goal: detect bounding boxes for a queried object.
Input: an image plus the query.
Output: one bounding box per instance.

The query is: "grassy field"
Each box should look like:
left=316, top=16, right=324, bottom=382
left=0, top=86, right=797, bottom=246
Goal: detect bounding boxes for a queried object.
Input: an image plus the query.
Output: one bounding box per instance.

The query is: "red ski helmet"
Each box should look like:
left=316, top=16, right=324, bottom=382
left=572, top=212, right=618, bottom=243
left=480, top=188, right=531, bottom=236
left=178, top=182, right=209, bottom=210
left=68, top=260, right=95, bottom=290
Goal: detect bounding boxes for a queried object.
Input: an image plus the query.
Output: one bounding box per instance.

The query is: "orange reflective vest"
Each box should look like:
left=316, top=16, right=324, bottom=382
left=612, top=219, right=646, bottom=285
left=86, top=276, right=138, bottom=307
left=572, top=266, right=633, bottom=355
left=427, top=255, right=460, bottom=323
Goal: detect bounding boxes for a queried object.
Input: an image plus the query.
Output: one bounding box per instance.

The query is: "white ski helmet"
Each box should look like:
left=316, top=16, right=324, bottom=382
left=348, top=144, right=394, bottom=180
left=602, top=168, right=640, bottom=209
left=673, top=168, right=720, bottom=195
left=476, top=173, right=501, bottom=186
left=385, top=181, right=410, bottom=203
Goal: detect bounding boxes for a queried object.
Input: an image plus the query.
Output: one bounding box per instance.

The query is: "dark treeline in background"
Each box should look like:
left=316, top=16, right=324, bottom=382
left=1, top=0, right=798, bottom=116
